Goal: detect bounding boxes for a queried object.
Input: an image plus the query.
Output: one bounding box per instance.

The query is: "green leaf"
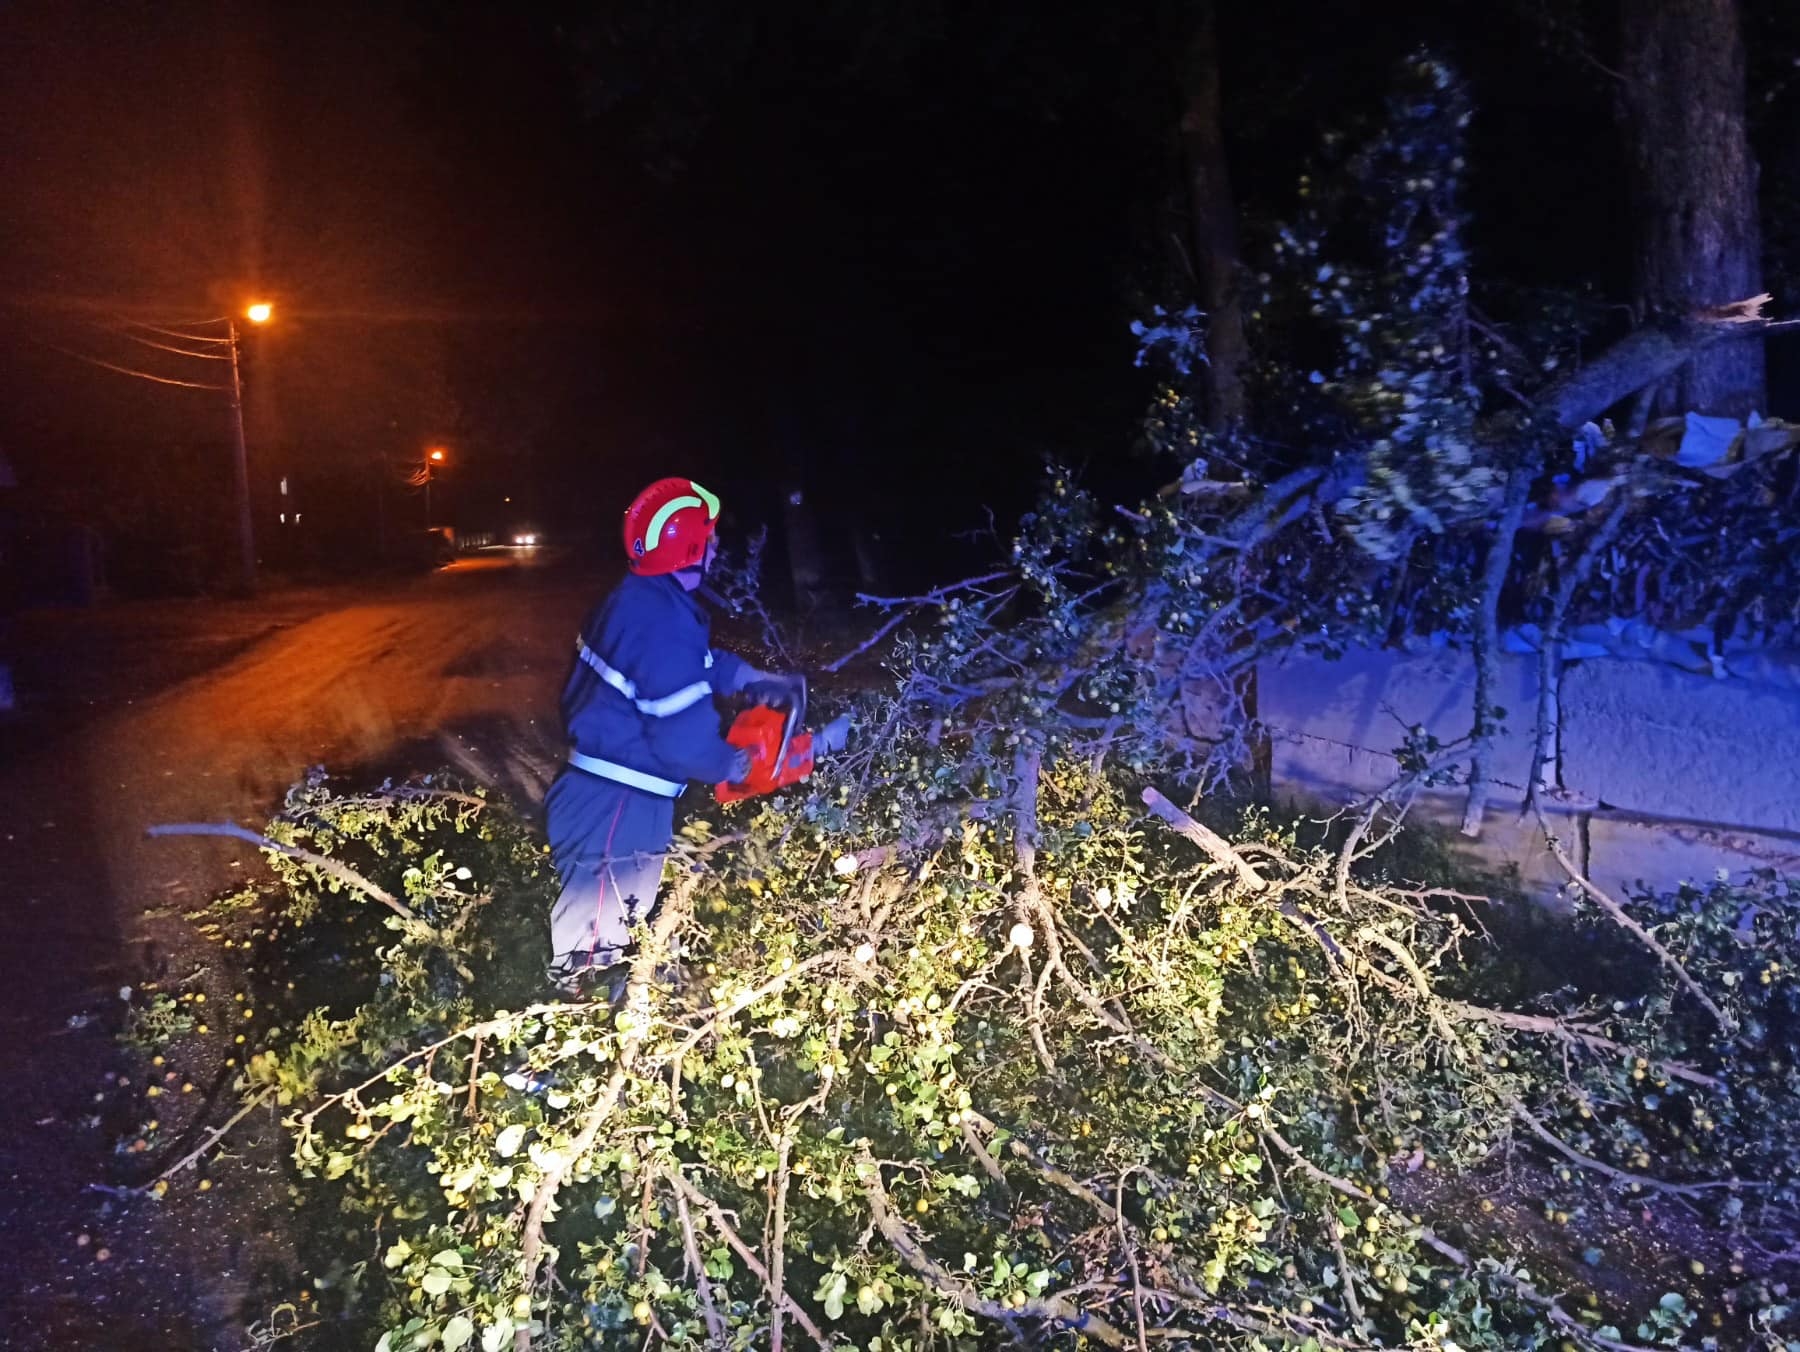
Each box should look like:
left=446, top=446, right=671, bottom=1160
left=495, top=1124, right=527, bottom=1158
left=421, top=1269, right=453, bottom=1299
left=441, top=1315, right=474, bottom=1351
left=431, top=1249, right=464, bottom=1269
left=816, top=1271, right=848, bottom=1320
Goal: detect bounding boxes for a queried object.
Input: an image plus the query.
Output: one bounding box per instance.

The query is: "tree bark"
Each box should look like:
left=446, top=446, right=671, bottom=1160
left=1176, top=0, right=1247, bottom=431
left=1617, top=0, right=1765, bottom=417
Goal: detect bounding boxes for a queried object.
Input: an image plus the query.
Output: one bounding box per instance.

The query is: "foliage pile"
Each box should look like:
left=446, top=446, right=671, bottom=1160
left=218, top=693, right=1800, bottom=1352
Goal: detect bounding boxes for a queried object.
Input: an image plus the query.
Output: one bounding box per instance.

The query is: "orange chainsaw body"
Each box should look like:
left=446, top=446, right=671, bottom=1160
left=716, top=705, right=815, bottom=803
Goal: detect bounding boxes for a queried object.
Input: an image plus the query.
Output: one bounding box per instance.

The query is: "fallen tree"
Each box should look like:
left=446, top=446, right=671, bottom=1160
left=132, top=51, right=1800, bottom=1352
left=179, top=686, right=1800, bottom=1352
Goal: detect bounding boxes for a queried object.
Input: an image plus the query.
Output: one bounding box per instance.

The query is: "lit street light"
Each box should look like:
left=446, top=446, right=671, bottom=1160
left=424, top=446, right=448, bottom=529
left=228, top=301, right=274, bottom=592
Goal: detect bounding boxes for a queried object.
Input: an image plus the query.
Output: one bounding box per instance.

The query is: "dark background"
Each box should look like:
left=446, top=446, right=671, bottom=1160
left=0, top=0, right=1787, bottom=595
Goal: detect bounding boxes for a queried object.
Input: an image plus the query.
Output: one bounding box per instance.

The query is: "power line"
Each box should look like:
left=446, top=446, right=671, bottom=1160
left=108, top=329, right=234, bottom=361
left=118, top=317, right=233, bottom=344
left=37, top=338, right=231, bottom=390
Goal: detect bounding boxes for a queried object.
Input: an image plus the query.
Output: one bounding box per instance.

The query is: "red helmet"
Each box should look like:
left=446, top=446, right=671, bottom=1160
left=622, top=477, right=721, bottom=575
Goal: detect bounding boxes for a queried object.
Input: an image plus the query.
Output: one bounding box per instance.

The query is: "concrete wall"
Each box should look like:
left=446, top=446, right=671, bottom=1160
left=1254, top=644, right=1800, bottom=904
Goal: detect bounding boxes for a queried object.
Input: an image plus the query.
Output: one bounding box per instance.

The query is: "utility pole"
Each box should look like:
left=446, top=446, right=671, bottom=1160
left=227, top=318, right=257, bottom=592
left=424, top=447, right=447, bottom=530
left=42, top=300, right=272, bottom=592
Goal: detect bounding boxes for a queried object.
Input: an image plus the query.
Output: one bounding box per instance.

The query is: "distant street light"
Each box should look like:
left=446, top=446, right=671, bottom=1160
left=424, top=446, right=448, bottom=528
left=227, top=302, right=275, bottom=592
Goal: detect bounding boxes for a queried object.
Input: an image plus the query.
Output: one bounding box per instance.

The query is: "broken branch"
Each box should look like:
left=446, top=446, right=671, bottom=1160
left=148, top=821, right=416, bottom=923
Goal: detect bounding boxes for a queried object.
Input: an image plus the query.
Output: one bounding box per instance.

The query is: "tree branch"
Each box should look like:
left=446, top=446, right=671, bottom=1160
left=1510, top=1100, right=1731, bottom=1198
left=1525, top=496, right=1633, bottom=811
left=673, top=1186, right=730, bottom=1351
left=856, top=1144, right=1135, bottom=1349
left=664, top=1168, right=833, bottom=1352
left=1530, top=804, right=1732, bottom=1031
left=1140, top=786, right=1267, bottom=892
left=515, top=875, right=702, bottom=1350
left=1441, top=999, right=1717, bottom=1090
left=515, top=1069, right=626, bottom=1350
left=138, top=1088, right=274, bottom=1190
left=1541, top=307, right=1800, bottom=431
left=147, top=821, right=417, bottom=923
left=1462, top=461, right=1537, bottom=837
left=770, top=1136, right=791, bottom=1352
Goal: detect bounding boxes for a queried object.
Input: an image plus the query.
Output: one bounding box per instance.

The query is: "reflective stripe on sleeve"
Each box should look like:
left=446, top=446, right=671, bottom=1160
left=576, top=637, right=638, bottom=699
left=575, top=637, right=712, bottom=719
left=635, top=680, right=713, bottom=717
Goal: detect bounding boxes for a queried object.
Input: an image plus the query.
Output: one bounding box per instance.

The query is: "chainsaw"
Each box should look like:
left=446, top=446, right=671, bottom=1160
left=715, top=676, right=851, bottom=803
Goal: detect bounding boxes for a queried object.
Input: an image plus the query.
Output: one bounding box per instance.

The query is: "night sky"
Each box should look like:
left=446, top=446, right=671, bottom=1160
left=0, top=3, right=1159, bottom=568
left=0, top=1, right=1781, bottom=587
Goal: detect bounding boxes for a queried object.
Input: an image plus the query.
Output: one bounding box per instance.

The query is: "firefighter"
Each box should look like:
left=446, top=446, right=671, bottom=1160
left=544, top=476, right=802, bottom=993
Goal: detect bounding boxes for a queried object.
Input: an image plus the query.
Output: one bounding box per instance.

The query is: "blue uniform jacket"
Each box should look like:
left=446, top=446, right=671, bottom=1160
left=561, top=572, right=748, bottom=788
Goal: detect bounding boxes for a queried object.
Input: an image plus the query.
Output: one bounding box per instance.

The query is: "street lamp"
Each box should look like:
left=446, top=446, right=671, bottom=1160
left=227, top=301, right=274, bottom=592
left=425, top=446, right=447, bottom=528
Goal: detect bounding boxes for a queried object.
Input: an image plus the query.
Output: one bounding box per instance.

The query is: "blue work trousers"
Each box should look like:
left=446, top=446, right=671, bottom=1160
left=544, top=768, right=675, bottom=974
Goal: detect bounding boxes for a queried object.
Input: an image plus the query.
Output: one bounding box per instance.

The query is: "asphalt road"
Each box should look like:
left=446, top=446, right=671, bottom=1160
left=0, top=548, right=604, bottom=1345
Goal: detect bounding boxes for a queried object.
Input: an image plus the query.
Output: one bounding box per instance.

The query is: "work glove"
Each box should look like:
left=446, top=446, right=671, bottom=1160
left=741, top=671, right=806, bottom=713
left=815, top=713, right=852, bottom=756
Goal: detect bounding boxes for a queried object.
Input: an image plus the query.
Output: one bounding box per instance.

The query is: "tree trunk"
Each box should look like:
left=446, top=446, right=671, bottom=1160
left=1617, top=0, right=1765, bottom=417
left=1176, top=0, right=1247, bottom=431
